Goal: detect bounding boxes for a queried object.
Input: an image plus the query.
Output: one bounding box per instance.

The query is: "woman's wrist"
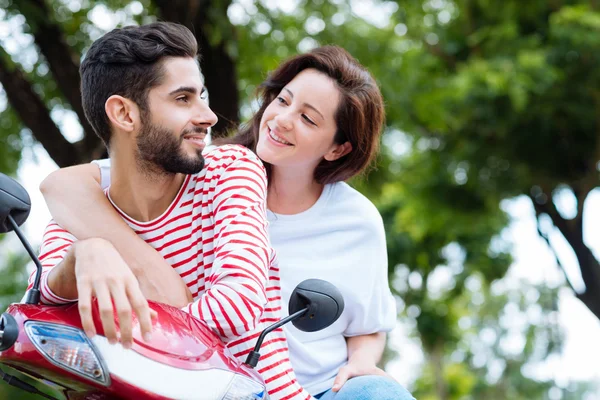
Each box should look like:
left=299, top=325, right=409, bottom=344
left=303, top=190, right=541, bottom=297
left=347, top=349, right=379, bottom=366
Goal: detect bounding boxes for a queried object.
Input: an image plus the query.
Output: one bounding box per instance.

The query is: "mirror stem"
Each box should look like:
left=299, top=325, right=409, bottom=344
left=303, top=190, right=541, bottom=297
left=7, top=215, right=41, bottom=304
left=244, top=307, right=308, bottom=368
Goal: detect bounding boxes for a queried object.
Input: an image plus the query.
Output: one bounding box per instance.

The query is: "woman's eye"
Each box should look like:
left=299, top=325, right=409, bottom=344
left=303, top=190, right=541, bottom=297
left=302, top=114, right=316, bottom=125
left=277, top=96, right=287, bottom=105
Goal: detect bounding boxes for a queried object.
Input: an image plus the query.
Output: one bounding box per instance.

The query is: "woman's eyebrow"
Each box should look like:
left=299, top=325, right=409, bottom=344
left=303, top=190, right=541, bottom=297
left=283, top=88, right=325, bottom=120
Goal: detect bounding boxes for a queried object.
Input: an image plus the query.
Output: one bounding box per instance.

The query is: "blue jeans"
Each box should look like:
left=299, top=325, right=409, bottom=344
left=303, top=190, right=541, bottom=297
left=315, top=375, right=415, bottom=400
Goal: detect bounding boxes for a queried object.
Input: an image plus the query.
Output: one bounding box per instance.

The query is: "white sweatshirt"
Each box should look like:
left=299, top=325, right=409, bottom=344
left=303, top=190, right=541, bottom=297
left=268, top=181, right=396, bottom=395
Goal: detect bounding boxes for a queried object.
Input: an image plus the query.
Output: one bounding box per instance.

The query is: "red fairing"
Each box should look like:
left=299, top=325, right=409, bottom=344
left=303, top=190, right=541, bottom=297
left=0, top=300, right=263, bottom=399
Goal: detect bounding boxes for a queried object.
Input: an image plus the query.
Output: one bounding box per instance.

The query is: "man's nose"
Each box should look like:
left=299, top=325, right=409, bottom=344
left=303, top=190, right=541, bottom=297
left=192, top=99, right=218, bottom=128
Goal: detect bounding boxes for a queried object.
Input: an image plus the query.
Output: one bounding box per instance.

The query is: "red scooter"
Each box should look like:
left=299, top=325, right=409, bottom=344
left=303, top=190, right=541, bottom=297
left=0, top=173, right=344, bottom=399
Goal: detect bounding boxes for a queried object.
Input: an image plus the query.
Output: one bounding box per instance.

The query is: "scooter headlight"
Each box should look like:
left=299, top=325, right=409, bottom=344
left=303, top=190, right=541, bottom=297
left=25, top=322, right=109, bottom=386
left=222, top=373, right=268, bottom=400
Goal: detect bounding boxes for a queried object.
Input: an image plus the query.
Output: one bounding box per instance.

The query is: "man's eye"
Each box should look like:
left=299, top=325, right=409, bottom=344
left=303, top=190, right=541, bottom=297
left=176, top=96, right=189, bottom=103
left=200, top=91, right=208, bottom=100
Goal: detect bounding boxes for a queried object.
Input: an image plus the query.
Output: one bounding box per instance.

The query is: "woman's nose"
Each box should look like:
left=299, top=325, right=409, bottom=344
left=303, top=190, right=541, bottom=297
left=273, top=111, right=293, bottom=130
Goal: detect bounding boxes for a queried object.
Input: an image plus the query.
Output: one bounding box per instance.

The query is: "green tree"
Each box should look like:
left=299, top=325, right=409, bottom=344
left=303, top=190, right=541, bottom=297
left=381, top=0, right=600, bottom=320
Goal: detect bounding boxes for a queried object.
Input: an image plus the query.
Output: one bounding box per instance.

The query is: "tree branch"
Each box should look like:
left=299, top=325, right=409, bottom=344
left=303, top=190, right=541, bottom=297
left=530, top=188, right=572, bottom=238
left=19, top=0, right=99, bottom=157
left=531, top=201, right=577, bottom=294
left=0, top=46, right=78, bottom=167
left=529, top=192, right=600, bottom=320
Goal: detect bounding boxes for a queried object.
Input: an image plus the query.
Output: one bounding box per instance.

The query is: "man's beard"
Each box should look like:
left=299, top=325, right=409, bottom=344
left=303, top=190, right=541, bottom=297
left=135, top=120, right=205, bottom=176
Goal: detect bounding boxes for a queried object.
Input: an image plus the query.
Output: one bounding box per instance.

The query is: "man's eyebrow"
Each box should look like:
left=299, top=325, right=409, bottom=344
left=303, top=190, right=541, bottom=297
left=169, top=86, right=205, bottom=96
left=282, top=88, right=324, bottom=120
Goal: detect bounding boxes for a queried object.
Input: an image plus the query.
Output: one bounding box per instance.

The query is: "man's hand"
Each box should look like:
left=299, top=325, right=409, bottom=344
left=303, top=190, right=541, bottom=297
left=332, top=359, right=391, bottom=392
left=73, top=238, right=156, bottom=348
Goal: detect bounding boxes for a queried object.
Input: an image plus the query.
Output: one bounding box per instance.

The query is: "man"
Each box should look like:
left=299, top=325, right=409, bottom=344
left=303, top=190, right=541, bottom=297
left=29, top=22, right=312, bottom=400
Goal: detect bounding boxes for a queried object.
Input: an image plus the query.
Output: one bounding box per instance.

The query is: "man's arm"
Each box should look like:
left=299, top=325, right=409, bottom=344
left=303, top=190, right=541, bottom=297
left=40, top=164, right=192, bottom=307
left=32, top=225, right=154, bottom=348
left=184, top=149, right=270, bottom=340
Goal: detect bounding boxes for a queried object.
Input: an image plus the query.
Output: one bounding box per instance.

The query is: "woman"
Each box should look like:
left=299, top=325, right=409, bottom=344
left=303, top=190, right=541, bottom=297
left=40, top=46, right=414, bottom=400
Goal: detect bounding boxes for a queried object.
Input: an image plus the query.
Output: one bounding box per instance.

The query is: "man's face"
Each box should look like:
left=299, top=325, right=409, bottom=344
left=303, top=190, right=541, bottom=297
left=135, top=57, right=218, bottom=175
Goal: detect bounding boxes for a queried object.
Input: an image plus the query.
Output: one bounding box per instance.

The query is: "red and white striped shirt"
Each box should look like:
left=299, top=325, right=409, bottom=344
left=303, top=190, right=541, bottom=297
left=29, top=145, right=313, bottom=400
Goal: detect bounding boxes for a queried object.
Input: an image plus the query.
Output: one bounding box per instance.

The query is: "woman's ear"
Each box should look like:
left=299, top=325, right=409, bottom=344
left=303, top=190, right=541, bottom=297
left=324, top=141, right=353, bottom=161
left=105, top=95, right=140, bottom=133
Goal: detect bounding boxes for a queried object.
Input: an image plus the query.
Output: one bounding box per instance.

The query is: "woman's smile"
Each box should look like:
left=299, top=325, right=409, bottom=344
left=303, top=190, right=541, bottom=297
left=267, top=126, right=293, bottom=146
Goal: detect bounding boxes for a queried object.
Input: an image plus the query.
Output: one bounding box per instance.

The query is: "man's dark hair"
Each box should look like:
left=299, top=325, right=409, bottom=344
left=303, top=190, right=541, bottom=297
left=80, top=22, right=198, bottom=149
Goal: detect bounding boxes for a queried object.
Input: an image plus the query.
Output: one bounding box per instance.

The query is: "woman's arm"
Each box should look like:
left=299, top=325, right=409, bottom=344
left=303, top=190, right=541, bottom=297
left=40, top=164, right=192, bottom=307
left=332, top=332, right=390, bottom=391
left=347, top=331, right=386, bottom=364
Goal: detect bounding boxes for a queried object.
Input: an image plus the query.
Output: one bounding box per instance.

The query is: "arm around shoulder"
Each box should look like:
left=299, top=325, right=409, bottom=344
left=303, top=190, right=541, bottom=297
left=40, top=163, right=193, bottom=307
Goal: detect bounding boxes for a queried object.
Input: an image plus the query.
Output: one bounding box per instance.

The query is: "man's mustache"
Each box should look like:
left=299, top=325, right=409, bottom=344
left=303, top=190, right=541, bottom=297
left=181, top=127, right=208, bottom=137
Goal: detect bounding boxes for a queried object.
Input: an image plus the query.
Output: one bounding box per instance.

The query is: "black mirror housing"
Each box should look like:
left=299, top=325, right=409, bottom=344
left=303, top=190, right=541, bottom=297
left=289, top=279, right=344, bottom=332
left=0, top=173, right=31, bottom=234
left=245, top=278, right=345, bottom=368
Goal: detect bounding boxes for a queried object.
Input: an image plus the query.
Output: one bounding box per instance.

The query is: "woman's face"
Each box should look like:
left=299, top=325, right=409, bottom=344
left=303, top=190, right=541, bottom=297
left=256, top=69, right=350, bottom=173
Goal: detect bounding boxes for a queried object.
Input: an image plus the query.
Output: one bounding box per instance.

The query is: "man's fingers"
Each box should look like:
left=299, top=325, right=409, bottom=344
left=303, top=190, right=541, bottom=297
left=109, top=282, right=133, bottom=349
left=77, top=281, right=96, bottom=338
left=94, top=284, right=118, bottom=344
left=126, top=281, right=154, bottom=342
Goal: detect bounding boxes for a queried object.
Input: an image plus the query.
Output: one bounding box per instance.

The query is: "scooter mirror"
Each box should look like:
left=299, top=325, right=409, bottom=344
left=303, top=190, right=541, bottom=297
left=0, top=173, right=31, bottom=234
left=244, top=279, right=345, bottom=368
left=288, top=279, right=345, bottom=332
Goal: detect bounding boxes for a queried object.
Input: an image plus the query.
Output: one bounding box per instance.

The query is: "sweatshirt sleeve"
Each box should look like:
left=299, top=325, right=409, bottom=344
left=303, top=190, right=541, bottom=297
left=183, top=153, right=270, bottom=341
left=91, top=158, right=111, bottom=190
left=344, top=211, right=397, bottom=336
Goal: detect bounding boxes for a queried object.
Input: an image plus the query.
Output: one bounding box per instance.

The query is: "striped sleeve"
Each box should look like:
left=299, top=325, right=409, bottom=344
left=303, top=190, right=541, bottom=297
left=186, top=153, right=270, bottom=340
left=27, top=221, right=77, bottom=305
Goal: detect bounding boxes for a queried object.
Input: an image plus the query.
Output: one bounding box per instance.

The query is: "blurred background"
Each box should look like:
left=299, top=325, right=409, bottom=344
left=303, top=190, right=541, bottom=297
left=1, top=0, right=600, bottom=398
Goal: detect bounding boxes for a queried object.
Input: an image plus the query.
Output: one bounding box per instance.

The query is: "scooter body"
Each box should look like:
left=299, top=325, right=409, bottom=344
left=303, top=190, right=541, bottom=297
left=1, top=301, right=264, bottom=399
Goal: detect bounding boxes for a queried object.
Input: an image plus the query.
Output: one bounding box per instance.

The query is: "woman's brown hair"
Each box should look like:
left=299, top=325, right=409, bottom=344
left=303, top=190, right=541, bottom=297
left=217, top=45, right=385, bottom=184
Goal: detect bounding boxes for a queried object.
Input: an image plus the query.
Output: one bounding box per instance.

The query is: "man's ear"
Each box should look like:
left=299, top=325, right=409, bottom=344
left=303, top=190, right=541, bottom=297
left=324, top=141, right=353, bottom=161
left=105, top=95, right=140, bottom=133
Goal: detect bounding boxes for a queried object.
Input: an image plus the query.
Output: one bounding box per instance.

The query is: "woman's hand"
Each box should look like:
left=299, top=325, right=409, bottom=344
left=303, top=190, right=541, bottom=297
left=332, top=358, right=391, bottom=392
left=332, top=332, right=392, bottom=391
